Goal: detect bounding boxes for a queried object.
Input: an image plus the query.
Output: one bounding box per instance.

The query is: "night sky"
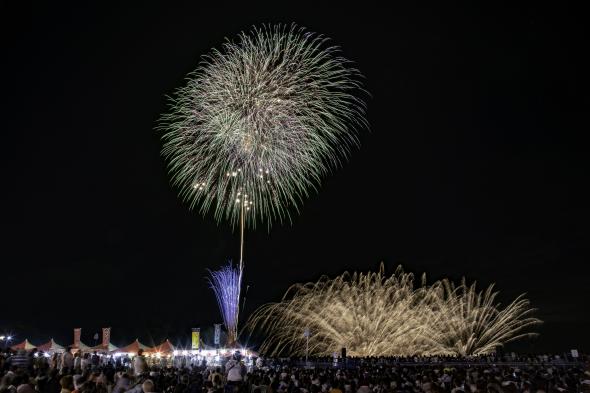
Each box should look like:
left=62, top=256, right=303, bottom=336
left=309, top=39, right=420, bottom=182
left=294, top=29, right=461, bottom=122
left=2, top=4, right=588, bottom=352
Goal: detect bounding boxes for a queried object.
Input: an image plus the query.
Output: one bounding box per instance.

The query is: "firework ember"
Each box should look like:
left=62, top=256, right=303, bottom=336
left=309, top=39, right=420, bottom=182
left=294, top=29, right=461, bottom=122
left=159, top=24, right=368, bottom=228
left=247, top=265, right=540, bottom=356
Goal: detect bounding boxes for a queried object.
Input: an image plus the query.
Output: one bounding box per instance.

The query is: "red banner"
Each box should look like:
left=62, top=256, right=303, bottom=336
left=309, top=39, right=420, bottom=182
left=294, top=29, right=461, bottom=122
left=102, top=327, right=111, bottom=347
left=74, top=328, right=81, bottom=347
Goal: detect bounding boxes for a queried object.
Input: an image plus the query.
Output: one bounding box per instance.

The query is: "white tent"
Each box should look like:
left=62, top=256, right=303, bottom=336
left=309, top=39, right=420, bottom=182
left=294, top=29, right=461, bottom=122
left=11, top=339, right=36, bottom=351
left=37, top=339, right=65, bottom=353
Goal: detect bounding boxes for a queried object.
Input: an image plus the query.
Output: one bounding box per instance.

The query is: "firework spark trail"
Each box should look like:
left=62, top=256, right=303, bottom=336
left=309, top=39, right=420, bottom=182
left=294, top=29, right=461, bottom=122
left=246, top=265, right=541, bottom=357
left=207, top=262, right=242, bottom=346
left=159, top=24, right=368, bottom=228
left=432, top=279, right=541, bottom=356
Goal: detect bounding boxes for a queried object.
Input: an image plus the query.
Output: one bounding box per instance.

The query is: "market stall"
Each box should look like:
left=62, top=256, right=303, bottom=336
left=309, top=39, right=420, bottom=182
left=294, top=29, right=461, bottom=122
left=10, top=339, right=36, bottom=351
left=113, top=339, right=153, bottom=356
left=36, top=339, right=65, bottom=353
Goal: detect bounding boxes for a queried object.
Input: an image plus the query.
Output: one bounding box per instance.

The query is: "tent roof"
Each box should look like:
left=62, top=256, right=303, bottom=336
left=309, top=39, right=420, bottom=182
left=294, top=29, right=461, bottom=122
left=152, top=339, right=175, bottom=353
left=37, top=339, right=65, bottom=352
left=91, top=343, right=118, bottom=352
left=114, top=339, right=153, bottom=354
left=71, top=341, right=91, bottom=351
left=11, top=339, right=36, bottom=351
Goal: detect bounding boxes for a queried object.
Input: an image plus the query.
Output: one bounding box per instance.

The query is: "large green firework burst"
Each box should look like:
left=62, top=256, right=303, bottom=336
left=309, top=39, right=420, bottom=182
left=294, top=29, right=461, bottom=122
left=159, top=24, right=368, bottom=228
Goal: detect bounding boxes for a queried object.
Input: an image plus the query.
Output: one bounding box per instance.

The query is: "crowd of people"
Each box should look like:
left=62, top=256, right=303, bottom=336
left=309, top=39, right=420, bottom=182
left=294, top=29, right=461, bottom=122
left=1, top=348, right=589, bottom=393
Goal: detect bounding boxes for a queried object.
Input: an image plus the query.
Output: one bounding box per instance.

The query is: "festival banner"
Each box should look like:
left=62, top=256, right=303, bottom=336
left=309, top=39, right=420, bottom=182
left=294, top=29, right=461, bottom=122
left=214, top=324, right=221, bottom=346
left=191, top=328, right=200, bottom=350
left=74, top=328, right=81, bottom=347
left=102, top=327, right=111, bottom=347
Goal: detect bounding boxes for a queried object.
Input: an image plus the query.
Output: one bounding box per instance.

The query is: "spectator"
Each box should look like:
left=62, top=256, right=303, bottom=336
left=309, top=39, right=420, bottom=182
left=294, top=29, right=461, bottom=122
left=142, top=380, right=156, bottom=393
left=16, top=378, right=35, bottom=393
left=81, top=353, right=92, bottom=371
left=0, top=350, right=588, bottom=393
left=133, top=350, right=148, bottom=376
left=59, top=376, right=73, bottom=393
left=9, top=351, right=30, bottom=371
left=61, top=349, right=74, bottom=373
left=225, top=356, right=246, bottom=386
left=91, top=352, right=100, bottom=369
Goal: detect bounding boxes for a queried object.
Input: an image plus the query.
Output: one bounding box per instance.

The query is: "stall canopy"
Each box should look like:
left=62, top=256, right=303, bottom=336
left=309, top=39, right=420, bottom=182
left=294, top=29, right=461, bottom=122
left=71, top=341, right=92, bottom=352
left=91, top=343, right=118, bottom=352
left=152, top=339, right=175, bottom=354
left=114, top=339, right=153, bottom=354
left=37, top=339, right=65, bottom=353
left=11, top=339, right=36, bottom=351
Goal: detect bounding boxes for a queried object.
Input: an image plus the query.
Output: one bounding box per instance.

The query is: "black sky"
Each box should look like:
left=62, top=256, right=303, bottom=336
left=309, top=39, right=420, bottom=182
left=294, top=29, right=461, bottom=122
left=2, top=3, right=588, bottom=352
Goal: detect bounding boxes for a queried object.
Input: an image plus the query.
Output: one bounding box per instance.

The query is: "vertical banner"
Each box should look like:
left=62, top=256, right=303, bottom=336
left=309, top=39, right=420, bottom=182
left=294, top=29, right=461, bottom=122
left=214, top=324, right=221, bottom=346
left=74, top=328, right=81, bottom=347
left=102, top=327, right=111, bottom=347
left=191, top=328, right=200, bottom=350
